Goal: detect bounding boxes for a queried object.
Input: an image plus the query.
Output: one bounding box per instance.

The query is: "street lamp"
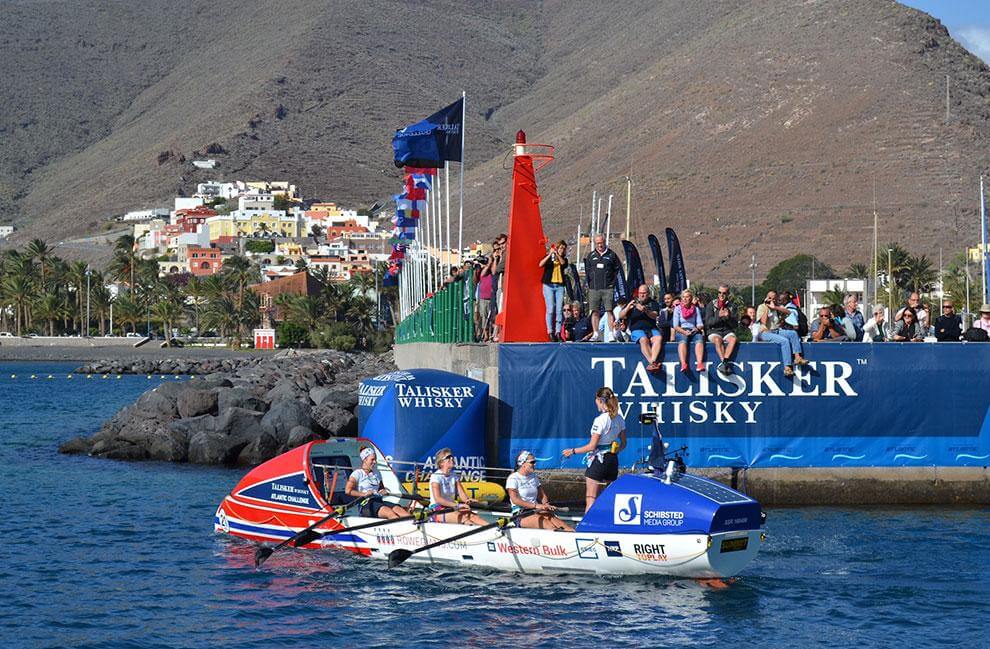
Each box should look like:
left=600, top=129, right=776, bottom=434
left=749, top=253, right=757, bottom=305
left=85, top=266, right=92, bottom=337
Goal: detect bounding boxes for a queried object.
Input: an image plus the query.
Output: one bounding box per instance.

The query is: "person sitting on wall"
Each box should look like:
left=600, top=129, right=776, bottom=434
left=842, top=294, right=866, bottom=341
left=895, top=292, right=929, bottom=333
left=933, top=301, right=962, bottom=341
left=703, top=284, right=739, bottom=375
left=657, top=291, right=676, bottom=343
left=971, top=304, right=990, bottom=337
left=892, top=307, right=925, bottom=342
left=863, top=306, right=889, bottom=342
left=810, top=307, right=849, bottom=342
left=755, top=292, right=809, bottom=376
left=570, top=302, right=595, bottom=342
left=613, top=317, right=632, bottom=342
left=673, top=288, right=706, bottom=373
left=620, top=284, right=663, bottom=371
left=560, top=302, right=577, bottom=341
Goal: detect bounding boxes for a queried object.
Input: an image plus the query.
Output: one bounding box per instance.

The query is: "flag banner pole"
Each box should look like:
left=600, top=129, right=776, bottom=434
left=590, top=190, right=597, bottom=235
left=457, top=91, right=466, bottom=266
left=429, top=182, right=437, bottom=292
left=981, top=175, right=988, bottom=304
left=445, top=162, right=452, bottom=273
left=606, top=194, right=613, bottom=243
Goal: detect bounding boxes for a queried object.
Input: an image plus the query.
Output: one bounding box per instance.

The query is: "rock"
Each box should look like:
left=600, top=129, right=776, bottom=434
left=316, top=384, right=360, bottom=411
left=168, top=414, right=215, bottom=435
left=217, top=387, right=266, bottom=413
left=236, top=433, right=280, bottom=465
left=102, top=444, right=150, bottom=461
left=286, top=425, right=320, bottom=449
left=265, top=379, right=306, bottom=404
left=309, top=386, right=333, bottom=405
left=134, top=388, right=179, bottom=420
left=58, top=436, right=92, bottom=455
left=261, top=399, right=313, bottom=443
left=213, top=407, right=265, bottom=437
left=148, top=428, right=189, bottom=462
left=177, top=388, right=218, bottom=418
left=311, top=403, right=357, bottom=436
left=188, top=431, right=249, bottom=465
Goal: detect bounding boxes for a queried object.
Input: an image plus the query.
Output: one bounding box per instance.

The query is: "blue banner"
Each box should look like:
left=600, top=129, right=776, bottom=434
left=359, top=368, right=488, bottom=479
left=498, top=343, right=990, bottom=468
left=392, top=98, right=463, bottom=168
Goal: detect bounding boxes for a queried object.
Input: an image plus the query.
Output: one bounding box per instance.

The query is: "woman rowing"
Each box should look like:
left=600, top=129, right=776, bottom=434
left=345, top=447, right=410, bottom=519
left=506, top=451, right=574, bottom=532
left=562, top=386, right=627, bottom=511
left=428, top=447, right=486, bottom=525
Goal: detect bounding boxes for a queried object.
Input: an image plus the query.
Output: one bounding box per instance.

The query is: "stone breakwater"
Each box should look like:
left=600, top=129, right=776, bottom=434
left=59, top=350, right=395, bottom=465
left=74, top=357, right=260, bottom=376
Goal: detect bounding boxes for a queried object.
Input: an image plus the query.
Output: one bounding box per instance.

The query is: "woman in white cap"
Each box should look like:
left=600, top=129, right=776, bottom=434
left=345, top=447, right=410, bottom=519
left=506, top=451, right=574, bottom=531
left=428, top=447, right=486, bottom=525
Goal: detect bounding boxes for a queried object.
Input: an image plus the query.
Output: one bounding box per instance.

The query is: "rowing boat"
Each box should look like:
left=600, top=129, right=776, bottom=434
left=214, top=438, right=765, bottom=577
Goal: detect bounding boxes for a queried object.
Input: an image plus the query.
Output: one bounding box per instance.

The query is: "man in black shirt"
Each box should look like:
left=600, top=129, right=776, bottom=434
left=703, top=284, right=739, bottom=375
left=619, top=284, right=663, bottom=371
left=933, top=301, right=962, bottom=341
left=569, top=302, right=595, bottom=342
left=584, top=234, right=622, bottom=341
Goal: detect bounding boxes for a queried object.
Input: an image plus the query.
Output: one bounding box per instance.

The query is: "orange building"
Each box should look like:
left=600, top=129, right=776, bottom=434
left=188, top=246, right=223, bottom=275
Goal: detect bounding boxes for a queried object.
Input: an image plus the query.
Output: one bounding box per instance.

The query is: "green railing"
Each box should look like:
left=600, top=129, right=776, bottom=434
left=396, top=275, right=475, bottom=343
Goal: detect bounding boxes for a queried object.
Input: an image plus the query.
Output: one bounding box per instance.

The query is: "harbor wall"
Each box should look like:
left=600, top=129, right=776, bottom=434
left=395, top=342, right=990, bottom=504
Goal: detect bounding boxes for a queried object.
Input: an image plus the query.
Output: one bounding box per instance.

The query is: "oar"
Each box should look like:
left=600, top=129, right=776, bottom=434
left=387, top=508, right=537, bottom=569
left=314, top=507, right=455, bottom=540
left=253, top=497, right=364, bottom=568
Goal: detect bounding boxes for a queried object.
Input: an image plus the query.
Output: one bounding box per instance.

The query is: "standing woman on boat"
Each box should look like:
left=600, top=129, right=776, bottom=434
left=345, top=447, right=411, bottom=519
left=429, top=448, right=486, bottom=525
left=506, top=451, right=574, bottom=532
left=562, top=387, right=627, bottom=511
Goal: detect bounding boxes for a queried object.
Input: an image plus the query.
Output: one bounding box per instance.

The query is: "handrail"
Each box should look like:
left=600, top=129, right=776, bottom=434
left=396, top=273, right=475, bottom=344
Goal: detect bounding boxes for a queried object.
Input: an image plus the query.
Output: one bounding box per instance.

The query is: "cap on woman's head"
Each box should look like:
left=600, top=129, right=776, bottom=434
left=516, top=450, right=532, bottom=467
left=980, top=303, right=990, bottom=314
left=359, top=447, right=375, bottom=461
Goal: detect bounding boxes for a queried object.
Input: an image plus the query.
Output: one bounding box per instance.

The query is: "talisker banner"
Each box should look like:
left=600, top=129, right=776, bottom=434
left=498, top=344, right=990, bottom=468
left=359, top=369, right=488, bottom=479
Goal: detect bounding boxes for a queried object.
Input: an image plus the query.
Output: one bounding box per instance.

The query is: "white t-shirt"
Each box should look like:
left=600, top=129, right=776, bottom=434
left=588, top=412, right=625, bottom=466
left=349, top=468, right=381, bottom=494
left=505, top=471, right=540, bottom=504
left=429, top=471, right=459, bottom=506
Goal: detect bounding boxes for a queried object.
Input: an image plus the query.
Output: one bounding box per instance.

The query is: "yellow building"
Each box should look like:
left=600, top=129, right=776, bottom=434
left=967, top=243, right=990, bottom=263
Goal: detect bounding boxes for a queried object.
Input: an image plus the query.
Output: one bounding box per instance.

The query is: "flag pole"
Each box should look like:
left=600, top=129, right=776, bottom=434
left=431, top=175, right=439, bottom=292
left=590, top=190, right=597, bottom=237
left=457, top=91, right=465, bottom=267
left=424, top=187, right=432, bottom=292
left=575, top=205, right=583, bottom=268
left=981, top=175, right=988, bottom=304
left=445, top=161, right=452, bottom=278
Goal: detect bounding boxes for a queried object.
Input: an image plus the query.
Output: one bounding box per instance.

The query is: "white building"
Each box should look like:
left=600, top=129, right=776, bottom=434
left=0, top=225, right=14, bottom=239
left=192, top=159, right=217, bottom=169
left=122, top=208, right=169, bottom=222
left=175, top=197, right=204, bottom=211
left=238, top=194, right=275, bottom=212
left=805, top=278, right=867, bottom=315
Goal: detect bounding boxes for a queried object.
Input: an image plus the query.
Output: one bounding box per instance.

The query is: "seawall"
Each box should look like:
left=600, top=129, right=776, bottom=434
left=395, top=342, right=990, bottom=505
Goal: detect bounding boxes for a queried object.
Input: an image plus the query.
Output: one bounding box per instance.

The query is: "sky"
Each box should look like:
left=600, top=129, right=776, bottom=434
left=898, top=0, right=990, bottom=63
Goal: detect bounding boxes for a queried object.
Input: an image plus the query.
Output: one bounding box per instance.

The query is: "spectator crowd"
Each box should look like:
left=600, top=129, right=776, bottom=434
left=442, top=234, right=990, bottom=354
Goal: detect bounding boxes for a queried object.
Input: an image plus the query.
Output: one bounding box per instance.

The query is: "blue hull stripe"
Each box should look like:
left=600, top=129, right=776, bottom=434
left=217, top=516, right=365, bottom=545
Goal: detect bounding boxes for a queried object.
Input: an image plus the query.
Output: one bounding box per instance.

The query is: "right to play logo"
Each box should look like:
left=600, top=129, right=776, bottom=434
left=613, top=494, right=642, bottom=525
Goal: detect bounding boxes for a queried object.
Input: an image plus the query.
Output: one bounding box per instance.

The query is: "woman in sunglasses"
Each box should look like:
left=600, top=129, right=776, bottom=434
left=345, top=446, right=411, bottom=519
left=506, top=451, right=574, bottom=531
left=429, top=447, right=486, bottom=525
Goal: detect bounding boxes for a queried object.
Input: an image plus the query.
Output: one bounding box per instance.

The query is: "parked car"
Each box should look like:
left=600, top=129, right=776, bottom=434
left=0, top=331, right=13, bottom=337
left=125, top=332, right=143, bottom=338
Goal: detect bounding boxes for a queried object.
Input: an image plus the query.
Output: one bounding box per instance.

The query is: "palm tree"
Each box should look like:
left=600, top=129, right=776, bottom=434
left=903, top=254, right=936, bottom=294
left=1, top=274, right=32, bottom=335
left=113, top=294, right=143, bottom=334
left=285, top=295, right=324, bottom=331
left=221, top=255, right=256, bottom=312
left=152, top=292, right=185, bottom=345
left=67, top=260, right=89, bottom=333
left=92, top=279, right=111, bottom=335
left=202, top=295, right=241, bottom=342
left=34, top=293, right=64, bottom=336
left=846, top=263, right=868, bottom=279
left=111, top=234, right=140, bottom=290
left=25, top=239, right=55, bottom=289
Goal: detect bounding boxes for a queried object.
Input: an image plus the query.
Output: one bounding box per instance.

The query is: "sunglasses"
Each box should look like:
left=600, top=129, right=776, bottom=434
left=441, top=454, right=454, bottom=462
left=943, top=305, right=954, bottom=309
left=524, top=459, right=537, bottom=465
left=718, top=291, right=729, bottom=295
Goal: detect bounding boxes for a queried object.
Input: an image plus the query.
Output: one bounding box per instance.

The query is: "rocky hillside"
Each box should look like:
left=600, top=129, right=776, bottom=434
left=3, top=0, right=989, bottom=283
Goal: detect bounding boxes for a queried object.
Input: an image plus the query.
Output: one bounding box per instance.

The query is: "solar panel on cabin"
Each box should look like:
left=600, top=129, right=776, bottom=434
left=675, top=474, right=751, bottom=504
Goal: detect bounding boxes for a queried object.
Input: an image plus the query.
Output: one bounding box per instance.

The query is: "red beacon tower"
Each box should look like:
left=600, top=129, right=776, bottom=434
left=495, top=131, right=555, bottom=343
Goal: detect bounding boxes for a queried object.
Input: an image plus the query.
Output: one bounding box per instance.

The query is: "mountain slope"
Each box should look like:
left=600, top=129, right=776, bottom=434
left=2, top=0, right=989, bottom=284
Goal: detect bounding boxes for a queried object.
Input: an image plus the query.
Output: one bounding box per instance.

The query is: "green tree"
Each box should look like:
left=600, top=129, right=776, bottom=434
left=34, top=293, right=65, bottom=336
left=25, top=239, right=55, bottom=289
left=759, top=254, right=836, bottom=296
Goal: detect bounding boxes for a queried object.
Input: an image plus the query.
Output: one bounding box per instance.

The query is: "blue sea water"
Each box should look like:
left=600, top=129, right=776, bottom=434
left=1, top=361, right=988, bottom=648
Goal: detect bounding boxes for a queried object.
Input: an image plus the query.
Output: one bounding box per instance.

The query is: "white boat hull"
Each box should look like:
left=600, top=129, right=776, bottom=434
left=322, top=515, right=763, bottom=577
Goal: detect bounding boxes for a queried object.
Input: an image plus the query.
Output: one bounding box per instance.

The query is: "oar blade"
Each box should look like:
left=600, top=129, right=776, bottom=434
left=254, top=546, right=274, bottom=568
left=292, top=529, right=321, bottom=548
left=388, top=549, right=413, bottom=569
